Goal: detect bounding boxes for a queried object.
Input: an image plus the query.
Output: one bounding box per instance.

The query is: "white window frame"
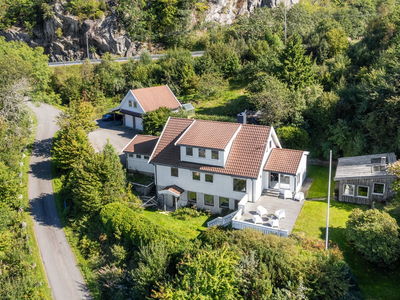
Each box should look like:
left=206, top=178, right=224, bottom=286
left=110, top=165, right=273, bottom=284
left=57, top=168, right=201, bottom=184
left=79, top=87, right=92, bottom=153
left=211, top=150, right=219, bottom=160
left=357, top=185, right=369, bottom=198
left=199, top=148, right=206, bottom=158
left=188, top=191, right=197, bottom=203
left=205, top=173, right=213, bottom=183
left=128, top=100, right=132, bottom=107
left=186, top=147, right=193, bottom=156
left=343, top=184, right=355, bottom=196
left=136, top=154, right=141, bottom=159
left=372, top=183, right=385, bottom=195
left=134, top=101, right=137, bottom=108
left=192, top=171, right=200, bottom=181
left=171, top=167, right=178, bottom=177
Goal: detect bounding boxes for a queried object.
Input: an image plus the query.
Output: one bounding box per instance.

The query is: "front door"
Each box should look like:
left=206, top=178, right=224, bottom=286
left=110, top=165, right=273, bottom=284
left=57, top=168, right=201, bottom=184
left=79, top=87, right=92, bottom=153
left=270, top=172, right=279, bottom=189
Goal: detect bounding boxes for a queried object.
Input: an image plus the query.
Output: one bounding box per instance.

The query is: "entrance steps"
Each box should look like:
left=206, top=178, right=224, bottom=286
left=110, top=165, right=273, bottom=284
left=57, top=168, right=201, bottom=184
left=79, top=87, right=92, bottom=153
left=263, top=189, right=280, bottom=197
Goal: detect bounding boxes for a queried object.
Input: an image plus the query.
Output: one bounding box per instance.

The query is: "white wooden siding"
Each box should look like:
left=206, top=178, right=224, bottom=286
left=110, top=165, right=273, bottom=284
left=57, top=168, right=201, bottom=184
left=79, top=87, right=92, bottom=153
left=180, top=146, right=224, bottom=167
left=120, top=91, right=145, bottom=114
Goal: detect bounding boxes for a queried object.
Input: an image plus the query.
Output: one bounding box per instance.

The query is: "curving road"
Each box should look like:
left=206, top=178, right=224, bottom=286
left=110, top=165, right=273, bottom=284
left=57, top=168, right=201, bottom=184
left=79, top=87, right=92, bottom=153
left=27, top=101, right=91, bottom=300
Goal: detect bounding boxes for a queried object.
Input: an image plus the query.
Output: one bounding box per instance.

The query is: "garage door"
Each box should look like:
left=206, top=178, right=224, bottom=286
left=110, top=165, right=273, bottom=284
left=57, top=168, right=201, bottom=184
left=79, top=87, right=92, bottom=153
left=125, top=115, right=134, bottom=128
left=135, top=117, right=143, bottom=131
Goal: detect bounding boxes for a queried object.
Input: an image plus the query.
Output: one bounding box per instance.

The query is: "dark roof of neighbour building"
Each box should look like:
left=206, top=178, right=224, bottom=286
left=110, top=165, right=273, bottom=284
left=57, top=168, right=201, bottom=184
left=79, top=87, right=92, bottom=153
left=149, top=117, right=272, bottom=179
left=334, top=153, right=397, bottom=180
left=122, top=134, right=159, bottom=155
left=131, top=85, right=181, bottom=112
left=175, top=120, right=241, bottom=150
left=263, top=148, right=305, bottom=175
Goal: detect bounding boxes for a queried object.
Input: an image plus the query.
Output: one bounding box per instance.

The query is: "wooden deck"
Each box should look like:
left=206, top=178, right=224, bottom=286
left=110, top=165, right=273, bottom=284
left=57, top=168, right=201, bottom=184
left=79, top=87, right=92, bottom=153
left=240, top=191, right=305, bottom=234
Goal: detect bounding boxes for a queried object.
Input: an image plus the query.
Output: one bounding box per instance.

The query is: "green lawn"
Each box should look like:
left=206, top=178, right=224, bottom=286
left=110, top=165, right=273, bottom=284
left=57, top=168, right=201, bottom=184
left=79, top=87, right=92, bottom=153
left=295, top=164, right=400, bottom=299
left=143, top=209, right=211, bottom=240
left=306, top=164, right=336, bottom=199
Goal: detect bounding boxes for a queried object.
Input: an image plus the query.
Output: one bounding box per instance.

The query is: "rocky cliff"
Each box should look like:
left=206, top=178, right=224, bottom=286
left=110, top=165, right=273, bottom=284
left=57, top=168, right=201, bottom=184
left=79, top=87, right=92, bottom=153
left=0, top=0, right=298, bottom=62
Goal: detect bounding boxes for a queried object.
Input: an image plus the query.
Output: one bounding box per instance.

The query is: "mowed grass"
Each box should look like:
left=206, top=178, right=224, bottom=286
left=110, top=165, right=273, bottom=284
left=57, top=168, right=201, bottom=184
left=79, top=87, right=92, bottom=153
left=295, top=164, right=400, bottom=299
left=143, top=209, right=211, bottom=240
left=306, top=164, right=336, bottom=199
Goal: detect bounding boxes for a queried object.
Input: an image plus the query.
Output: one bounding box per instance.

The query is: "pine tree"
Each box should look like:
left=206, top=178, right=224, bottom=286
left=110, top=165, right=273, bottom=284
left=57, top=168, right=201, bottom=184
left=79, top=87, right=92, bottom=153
left=278, top=34, right=315, bottom=90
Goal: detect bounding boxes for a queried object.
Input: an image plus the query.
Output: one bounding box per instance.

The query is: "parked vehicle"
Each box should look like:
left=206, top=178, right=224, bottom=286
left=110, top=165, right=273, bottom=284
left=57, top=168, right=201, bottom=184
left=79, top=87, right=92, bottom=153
left=102, top=113, right=123, bottom=121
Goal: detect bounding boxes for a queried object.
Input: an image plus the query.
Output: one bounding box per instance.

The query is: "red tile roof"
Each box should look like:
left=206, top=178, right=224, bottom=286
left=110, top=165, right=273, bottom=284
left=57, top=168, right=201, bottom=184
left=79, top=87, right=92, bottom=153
left=123, top=134, right=159, bottom=155
left=176, top=120, right=241, bottom=150
left=263, top=148, right=305, bottom=175
left=149, top=118, right=272, bottom=179
left=161, top=185, right=184, bottom=196
left=132, top=85, right=181, bottom=112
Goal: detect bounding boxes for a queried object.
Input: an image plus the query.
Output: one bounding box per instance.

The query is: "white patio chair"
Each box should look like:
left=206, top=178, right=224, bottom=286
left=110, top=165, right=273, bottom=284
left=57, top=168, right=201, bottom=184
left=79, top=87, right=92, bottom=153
left=284, top=190, right=292, bottom=199
left=274, top=209, right=285, bottom=219
left=268, top=219, right=279, bottom=228
left=253, top=214, right=263, bottom=224
left=294, top=192, right=305, bottom=202
left=256, top=206, right=268, bottom=217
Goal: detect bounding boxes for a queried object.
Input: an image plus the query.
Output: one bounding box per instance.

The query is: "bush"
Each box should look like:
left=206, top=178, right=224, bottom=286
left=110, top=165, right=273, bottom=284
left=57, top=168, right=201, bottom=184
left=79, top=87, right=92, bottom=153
left=277, top=126, right=311, bottom=150
left=171, top=206, right=209, bottom=221
left=345, top=208, right=400, bottom=268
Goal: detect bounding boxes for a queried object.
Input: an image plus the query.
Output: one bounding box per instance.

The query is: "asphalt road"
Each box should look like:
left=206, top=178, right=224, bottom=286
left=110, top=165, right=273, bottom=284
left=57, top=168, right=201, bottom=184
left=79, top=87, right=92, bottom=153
left=27, top=101, right=91, bottom=300
left=48, top=51, right=204, bottom=67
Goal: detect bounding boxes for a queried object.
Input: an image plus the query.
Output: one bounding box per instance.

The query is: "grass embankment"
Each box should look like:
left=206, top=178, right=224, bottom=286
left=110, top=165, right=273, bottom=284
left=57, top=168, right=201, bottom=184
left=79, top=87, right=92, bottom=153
left=24, top=111, right=53, bottom=299
left=294, top=165, right=400, bottom=300
left=143, top=209, right=210, bottom=240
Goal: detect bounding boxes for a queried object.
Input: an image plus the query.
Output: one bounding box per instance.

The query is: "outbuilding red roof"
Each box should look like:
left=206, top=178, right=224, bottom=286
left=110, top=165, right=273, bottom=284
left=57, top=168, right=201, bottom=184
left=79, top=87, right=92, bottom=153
left=131, top=85, right=181, bottom=112
left=122, top=134, right=159, bottom=155
left=263, top=148, right=305, bottom=175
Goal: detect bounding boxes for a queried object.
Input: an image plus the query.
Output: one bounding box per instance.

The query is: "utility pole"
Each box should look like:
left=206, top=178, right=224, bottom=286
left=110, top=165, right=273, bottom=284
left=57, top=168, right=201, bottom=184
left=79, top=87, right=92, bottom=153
left=86, top=32, right=89, bottom=59
left=284, top=0, right=287, bottom=44
left=325, top=150, right=333, bottom=251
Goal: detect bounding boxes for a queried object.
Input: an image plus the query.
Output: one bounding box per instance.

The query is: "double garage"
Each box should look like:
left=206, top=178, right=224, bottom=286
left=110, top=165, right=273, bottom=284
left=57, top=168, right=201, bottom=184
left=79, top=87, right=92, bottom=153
left=123, top=113, right=143, bottom=131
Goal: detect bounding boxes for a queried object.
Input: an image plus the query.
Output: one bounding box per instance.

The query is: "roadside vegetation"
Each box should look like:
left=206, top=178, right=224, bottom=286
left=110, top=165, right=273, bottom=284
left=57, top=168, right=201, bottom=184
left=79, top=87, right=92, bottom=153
left=0, top=37, right=52, bottom=298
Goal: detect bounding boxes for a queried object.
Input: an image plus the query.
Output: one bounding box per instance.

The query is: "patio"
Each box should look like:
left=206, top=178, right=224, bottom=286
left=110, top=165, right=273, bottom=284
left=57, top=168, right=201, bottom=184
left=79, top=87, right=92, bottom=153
left=240, top=190, right=305, bottom=234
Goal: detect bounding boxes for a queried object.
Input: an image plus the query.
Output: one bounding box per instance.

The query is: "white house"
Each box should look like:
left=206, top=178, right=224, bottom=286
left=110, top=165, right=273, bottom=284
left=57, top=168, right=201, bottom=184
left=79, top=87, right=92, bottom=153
left=140, top=117, right=309, bottom=214
left=122, top=135, right=159, bottom=175
left=109, top=85, right=181, bottom=130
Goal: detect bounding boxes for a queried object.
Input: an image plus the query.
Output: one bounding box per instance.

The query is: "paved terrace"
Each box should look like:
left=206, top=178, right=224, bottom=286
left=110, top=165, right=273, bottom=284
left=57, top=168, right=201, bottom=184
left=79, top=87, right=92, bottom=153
left=240, top=191, right=305, bottom=234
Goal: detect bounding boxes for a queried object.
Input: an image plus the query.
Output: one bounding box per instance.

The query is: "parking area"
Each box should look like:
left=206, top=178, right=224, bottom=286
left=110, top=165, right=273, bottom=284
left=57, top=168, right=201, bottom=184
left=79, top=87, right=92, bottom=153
left=88, top=119, right=139, bottom=166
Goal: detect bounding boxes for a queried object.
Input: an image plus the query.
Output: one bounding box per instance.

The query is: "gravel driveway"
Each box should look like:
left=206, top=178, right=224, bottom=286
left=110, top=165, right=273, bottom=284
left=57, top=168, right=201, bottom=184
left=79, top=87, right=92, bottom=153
left=88, top=119, right=139, bottom=166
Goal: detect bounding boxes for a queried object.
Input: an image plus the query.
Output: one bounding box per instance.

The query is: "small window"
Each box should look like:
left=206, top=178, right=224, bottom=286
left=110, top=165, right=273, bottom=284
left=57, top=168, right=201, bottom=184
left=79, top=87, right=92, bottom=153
left=269, top=141, right=272, bottom=148
left=373, top=183, right=385, bottom=195
left=205, top=174, right=213, bottom=183
left=188, top=191, right=197, bottom=203
left=171, top=167, right=178, bottom=177
left=357, top=186, right=369, bottom=198
left=128, top=153, right=134, bottom=157
left=128, top=100, right=132, bottom=107
left=199, top=148, right=206, bottom=158
left=192, top=172, right=200, bottom=181
left=212, top=150, right=219, bottom=160
left=371, top=158, right=381, bottom=164
left=343, top=184, right=355, bottom=196
left=219, top=197, right=229, bottom=208
left=134, top=102, right=137, bottom=108
left=186, top=147, right=193, bottom=156
left=233, top=178, right=246, bottom=192
left=136, top=154, right=141, bottom=159
left=144, top=155, right=149, bottom=159
left=205, top=194, right=214, bottom=206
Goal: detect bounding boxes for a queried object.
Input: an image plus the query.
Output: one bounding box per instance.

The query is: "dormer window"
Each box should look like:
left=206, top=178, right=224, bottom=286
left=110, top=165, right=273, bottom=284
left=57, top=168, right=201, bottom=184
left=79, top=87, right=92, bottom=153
left=199, top=148, right=206, bottom=158
left=186, top=147, right=193, bottom=156
left=129, top=100, right=132, bottom=107
left=212, top=150, right=219, bottom=160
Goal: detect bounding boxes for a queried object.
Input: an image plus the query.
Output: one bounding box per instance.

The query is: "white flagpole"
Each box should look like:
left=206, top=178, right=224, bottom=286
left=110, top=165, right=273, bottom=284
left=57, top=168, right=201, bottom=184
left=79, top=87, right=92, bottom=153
left=325, top=150, right=332, bottom=251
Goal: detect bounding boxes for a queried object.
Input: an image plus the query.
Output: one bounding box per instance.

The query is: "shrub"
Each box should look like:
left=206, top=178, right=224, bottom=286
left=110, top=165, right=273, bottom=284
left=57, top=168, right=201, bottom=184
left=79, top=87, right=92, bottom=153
left=171, top=206, right=209, bottom=220
left=345, top=208, right=400, bottom=268
left=277, top=126, right=311, bottom=150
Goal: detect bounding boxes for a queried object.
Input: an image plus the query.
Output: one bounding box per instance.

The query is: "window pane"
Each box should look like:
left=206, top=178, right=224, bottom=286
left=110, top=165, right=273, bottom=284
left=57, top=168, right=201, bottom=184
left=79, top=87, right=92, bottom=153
left=171, top=168, right=178, bottom=177
left=128, top=153, right=134, bottom=157
left=192, top=172, right=200, bottom=180
left=136, top=154, right=141, bottom=158
left=233, top=178, right=246, bottom=192
left=129, top=100, right=132, bottom=107
left=144, top=155, right=149, bottom=159
left=373, top=183, right=384, bottom=194
left=205, top=194, right=214, bottom=206
left=343, top=184, right=354, bottom=196
left=199, top=148, right=206, bottom=158
left=212, top=150, right=219, bottom=160
left=186, top=147, right=193, bottom=156
left=188, top=191, right=197, bottom=202
left=134, top=102, right=137, bottom=108
left=358, top=186, right=368, bottom=197
left=205, top=174, right=213, bottom=183
left=219, top=197, right=229, bottom=208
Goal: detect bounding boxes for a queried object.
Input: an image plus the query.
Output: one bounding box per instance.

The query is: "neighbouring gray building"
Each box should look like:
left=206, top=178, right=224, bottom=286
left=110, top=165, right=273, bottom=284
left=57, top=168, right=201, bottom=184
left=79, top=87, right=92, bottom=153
left=334, top=153, right=397, bottom=205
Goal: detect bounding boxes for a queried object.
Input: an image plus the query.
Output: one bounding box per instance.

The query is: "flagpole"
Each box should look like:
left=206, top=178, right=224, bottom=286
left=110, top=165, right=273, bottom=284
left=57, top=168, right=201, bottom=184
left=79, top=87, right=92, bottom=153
left=325, top=150, right=332, bottom=251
